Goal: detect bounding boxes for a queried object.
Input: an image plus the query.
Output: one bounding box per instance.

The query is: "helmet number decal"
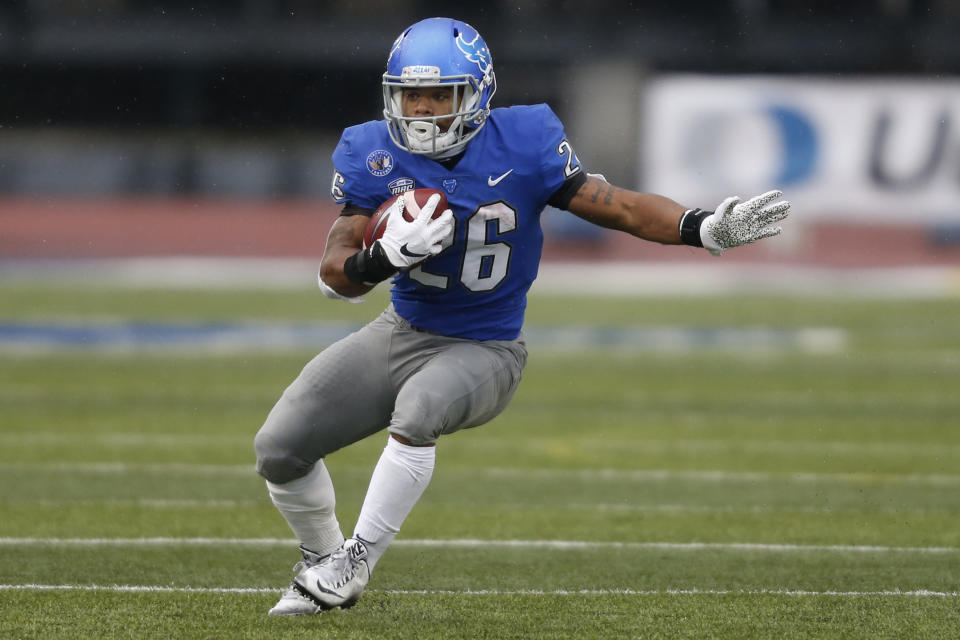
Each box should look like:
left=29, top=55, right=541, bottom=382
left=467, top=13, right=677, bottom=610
left=557, top=139, right=582, bottom=179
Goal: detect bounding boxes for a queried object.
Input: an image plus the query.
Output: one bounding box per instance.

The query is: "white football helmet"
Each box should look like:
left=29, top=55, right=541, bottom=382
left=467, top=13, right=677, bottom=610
left=383, top=17, right=497, bottom=158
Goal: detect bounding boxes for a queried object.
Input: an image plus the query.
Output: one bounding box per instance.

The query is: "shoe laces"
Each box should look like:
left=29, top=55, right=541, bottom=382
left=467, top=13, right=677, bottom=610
left=321, top=540, right=367, bottom=589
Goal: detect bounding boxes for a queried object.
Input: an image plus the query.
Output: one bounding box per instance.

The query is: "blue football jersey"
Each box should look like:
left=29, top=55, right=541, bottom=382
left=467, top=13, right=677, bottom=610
left=330, top=104, right=582, bottom=340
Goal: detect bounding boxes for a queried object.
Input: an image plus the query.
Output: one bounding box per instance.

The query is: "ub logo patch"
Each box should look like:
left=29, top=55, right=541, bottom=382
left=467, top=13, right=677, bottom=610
left=442, top=179, right=458, bottom=194
left=456, top=32, right=491, bottom=74
left=366, top=150, right=394, bottom=177
left=388, top=177, right=415, bottom=195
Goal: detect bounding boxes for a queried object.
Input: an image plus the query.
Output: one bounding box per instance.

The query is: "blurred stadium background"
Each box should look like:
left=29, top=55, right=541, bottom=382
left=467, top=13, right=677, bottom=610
left=2, top=0, right=959, bottom=279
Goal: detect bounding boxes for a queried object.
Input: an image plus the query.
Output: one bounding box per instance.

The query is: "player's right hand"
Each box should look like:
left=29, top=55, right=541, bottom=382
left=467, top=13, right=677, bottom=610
left=376, top=193, right=455, bottom=269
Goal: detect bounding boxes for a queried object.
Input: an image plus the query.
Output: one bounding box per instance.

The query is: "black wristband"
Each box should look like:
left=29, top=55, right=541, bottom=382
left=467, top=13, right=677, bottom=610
left=343, top=243, right=397, bottom=285
left=678, top=208, right=713, bottom=247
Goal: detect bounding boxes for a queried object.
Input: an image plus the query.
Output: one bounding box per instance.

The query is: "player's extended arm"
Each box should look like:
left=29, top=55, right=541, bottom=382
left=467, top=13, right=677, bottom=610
left=318, top=215, right=376, bottom=300
left=566, top=175, right=790, bottom=254
left=566, top=175, right=687, bottom=244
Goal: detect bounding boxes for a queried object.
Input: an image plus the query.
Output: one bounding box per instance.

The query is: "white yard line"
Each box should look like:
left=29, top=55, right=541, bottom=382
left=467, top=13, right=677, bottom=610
left=481, top=467, right=960, bottom=486
left=3, top=432, right=958, bottom=458
left=0, top=537, right=956, bottom=554
left=1, top=499, right=951, bottom=517
left=3, top=499, right=257, bottom=508
left=397, top=539, right=960, bottom=553
left=0, top=433, right=238, bottom=446
left=0, top=584, right=956, bottom=597
left=2, top=461, right=959, bottom=486
left=540, top=502, right=956, bottom=516
left=0, top=462, right=257, bottom=475
left=2, top=500, right=948, bottom=516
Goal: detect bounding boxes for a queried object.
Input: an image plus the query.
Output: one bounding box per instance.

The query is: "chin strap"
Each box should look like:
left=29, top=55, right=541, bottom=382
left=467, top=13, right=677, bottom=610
left=405, top=120, right=463, bottom=158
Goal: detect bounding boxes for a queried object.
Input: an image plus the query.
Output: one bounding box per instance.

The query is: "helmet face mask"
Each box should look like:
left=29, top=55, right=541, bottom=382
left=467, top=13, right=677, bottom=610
left=383, top=18, right=496, bottom=158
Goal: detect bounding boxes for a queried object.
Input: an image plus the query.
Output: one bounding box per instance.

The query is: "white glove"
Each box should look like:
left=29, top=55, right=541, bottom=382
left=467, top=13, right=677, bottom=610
left=376, top=193, right=455, bottom=269
left=700, top=190, right=791, bottom=256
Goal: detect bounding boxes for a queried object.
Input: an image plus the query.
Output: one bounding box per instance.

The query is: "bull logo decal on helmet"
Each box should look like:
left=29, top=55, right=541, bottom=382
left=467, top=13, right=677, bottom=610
left=456, top=32, right=491, bottom=74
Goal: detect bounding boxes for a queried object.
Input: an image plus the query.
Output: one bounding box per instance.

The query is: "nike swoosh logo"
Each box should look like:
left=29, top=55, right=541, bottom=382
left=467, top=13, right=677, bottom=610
left=399, top=244, right=428, bottom=258
left=487, top=169, right=513, bottom=187
left=315, top=580, right=343, bottom=598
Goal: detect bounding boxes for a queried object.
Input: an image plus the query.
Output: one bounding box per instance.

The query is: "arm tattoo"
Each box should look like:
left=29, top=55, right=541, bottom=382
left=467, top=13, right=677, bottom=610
left=586, top=179, right=618, bottom=206
left=589, top=180, right=605, bottom=203
left=603, top=184, right=616, bottom=205
left=328, top=222, right=359, bottom=247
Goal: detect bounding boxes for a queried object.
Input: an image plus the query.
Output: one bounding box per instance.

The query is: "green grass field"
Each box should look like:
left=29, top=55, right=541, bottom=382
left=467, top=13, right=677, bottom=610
left=1, top=282, right=959, bottom=639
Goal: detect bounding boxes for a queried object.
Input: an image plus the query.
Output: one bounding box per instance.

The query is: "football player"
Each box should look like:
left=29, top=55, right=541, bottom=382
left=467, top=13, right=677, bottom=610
left=254, top=17, right=790, bottom=615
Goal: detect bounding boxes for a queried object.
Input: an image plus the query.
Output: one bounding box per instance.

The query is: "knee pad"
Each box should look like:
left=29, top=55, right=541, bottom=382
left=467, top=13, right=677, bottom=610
left=390, top=391, right=446, bottom=445
left=254, top=430, right=314, bottom=484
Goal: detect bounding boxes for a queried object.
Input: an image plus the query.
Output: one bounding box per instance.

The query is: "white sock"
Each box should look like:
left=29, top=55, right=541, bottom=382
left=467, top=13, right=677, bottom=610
left=354, top=436, right=435, bottom=572
left=266, top=461, right=344, bottom=556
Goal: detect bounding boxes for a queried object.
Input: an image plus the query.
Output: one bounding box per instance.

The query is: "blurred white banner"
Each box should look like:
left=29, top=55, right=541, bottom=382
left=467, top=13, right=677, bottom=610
left=642, top=75, right=960, bottom=221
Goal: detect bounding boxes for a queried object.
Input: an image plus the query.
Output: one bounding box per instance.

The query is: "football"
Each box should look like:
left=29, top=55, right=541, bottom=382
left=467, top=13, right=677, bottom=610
left=363, top=188, right=449, bottom=249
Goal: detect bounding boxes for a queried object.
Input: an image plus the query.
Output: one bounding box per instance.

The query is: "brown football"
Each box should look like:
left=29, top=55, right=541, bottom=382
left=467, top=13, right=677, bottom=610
left=363, top=188, right=449, bottom=249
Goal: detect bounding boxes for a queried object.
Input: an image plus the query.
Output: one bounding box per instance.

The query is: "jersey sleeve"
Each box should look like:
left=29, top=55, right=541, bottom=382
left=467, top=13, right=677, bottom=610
left=547, top=171, right=587, bottom=210
left=535, top=104, right=584, bottom=204
left=329, top=124, right=385, bottom=211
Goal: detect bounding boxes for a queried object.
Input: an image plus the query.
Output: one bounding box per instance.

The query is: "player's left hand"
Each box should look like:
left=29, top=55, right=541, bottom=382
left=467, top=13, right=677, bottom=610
left=700, top=190, right=791, bottom=256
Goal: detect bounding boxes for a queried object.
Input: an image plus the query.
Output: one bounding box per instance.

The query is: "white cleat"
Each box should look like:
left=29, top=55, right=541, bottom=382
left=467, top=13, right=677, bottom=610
left=267, top=545, right=329, bottom=616
left=293, top=538, right=370, bottom=610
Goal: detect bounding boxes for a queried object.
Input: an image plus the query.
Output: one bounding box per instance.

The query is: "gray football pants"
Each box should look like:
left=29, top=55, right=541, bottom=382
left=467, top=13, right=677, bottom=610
left=254, top=305, right=528, bottom=484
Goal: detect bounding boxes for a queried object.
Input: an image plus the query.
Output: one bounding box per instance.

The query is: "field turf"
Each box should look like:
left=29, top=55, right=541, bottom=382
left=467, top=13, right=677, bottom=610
left=1, top=282, right=958, bottom=639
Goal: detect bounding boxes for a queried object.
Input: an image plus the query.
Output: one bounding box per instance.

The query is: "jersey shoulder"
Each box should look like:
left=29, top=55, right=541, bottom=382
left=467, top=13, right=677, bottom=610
left=331, top=120, right=396, bottom=208
left=333, top=120, right=392, bottom=173
left=487, top=104, right=566, bottom=143
left=483, top=104, right=580, bottom=195
left=337, top=120, right=390, bottom=150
